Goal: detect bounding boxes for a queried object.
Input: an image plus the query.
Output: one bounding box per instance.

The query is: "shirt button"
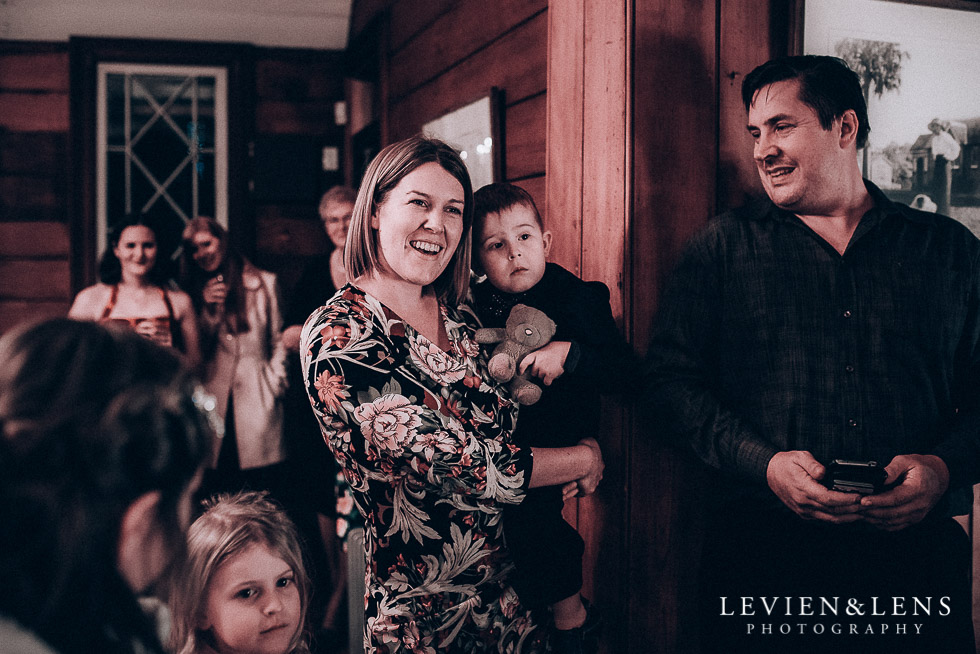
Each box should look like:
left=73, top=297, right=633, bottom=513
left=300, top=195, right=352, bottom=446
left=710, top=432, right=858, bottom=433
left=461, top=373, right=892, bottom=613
left=842, top=310, right=852, bottom=319
left=845, top=365, right=855, bottom=373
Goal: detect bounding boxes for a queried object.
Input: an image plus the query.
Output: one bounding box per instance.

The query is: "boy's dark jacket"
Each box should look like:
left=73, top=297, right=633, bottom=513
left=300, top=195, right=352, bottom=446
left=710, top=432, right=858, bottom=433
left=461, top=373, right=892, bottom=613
left=472, top=262, right=637, bottom=448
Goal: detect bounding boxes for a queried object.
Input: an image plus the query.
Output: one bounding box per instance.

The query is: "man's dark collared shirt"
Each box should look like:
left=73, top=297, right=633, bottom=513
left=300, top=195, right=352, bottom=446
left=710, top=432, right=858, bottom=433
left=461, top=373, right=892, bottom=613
left=646, top=182, right=980, bottom=510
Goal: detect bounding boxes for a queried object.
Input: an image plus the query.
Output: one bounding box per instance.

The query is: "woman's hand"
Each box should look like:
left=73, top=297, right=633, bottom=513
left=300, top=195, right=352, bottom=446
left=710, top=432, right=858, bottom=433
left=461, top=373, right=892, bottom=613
left=564, top=437, right=604, bottom=498
left=202, top=276, right=227, bottom=306
left=530, top=438, right=605, bottom=492
left=282, top=324, right=303, bottom=352
left=132, top=318, right=160, bottom=340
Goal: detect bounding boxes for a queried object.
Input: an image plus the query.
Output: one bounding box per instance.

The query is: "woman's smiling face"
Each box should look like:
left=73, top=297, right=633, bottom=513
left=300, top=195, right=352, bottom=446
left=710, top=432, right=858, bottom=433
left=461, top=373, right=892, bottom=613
left=370, top=161, right=465, bottom=290
left=113, top=225, right=158, bottom=279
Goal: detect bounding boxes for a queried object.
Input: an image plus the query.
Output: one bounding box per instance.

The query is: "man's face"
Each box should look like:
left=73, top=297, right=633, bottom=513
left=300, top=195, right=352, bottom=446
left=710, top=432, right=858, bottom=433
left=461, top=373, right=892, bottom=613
left=747, top=79, right=848, bottom=215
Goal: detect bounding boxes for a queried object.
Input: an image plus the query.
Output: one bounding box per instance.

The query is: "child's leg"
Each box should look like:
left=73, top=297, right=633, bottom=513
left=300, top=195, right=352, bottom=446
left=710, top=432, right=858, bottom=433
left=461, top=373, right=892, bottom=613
left=550, top=593, right=601, bottom=654
left=551, top=592, right=587, bottom=630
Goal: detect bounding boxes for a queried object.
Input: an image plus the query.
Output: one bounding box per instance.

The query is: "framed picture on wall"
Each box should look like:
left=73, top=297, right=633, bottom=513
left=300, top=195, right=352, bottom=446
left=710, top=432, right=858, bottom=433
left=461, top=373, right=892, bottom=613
left=422, top=88, right=504, bottom=191
left=801, top=0, right=980, bottom=234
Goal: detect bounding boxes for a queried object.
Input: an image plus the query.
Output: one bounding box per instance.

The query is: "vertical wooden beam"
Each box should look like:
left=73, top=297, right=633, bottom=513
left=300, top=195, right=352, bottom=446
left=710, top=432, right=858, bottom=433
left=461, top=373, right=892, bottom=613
left=549, top=2, right=631, bottom=651
left=717, top=1, right=771, bottom=211
left=974, top=486, right=980, bottom=651
left=629, top=1, right=717, bottom=652
left=546, top=0, right=585, bottom=275
left=581, top=3, right=631, bottom=653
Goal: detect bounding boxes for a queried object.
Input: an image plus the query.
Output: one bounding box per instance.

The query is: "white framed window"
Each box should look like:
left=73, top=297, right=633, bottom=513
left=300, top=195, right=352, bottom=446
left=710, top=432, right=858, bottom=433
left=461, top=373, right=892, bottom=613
left=96, top=63, right=228, bottom=264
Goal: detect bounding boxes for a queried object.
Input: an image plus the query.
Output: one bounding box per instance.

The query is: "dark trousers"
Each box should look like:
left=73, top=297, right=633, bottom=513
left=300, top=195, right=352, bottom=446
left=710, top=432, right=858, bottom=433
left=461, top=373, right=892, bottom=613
left=503, top=485, right=585, bottom=610
left=698, top=509, right=975, bottom=654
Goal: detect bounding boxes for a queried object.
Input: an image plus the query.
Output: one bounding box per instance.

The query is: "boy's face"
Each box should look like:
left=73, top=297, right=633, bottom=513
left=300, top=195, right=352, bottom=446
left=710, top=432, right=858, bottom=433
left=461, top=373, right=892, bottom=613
left=476, top=205, right=551, bottom=294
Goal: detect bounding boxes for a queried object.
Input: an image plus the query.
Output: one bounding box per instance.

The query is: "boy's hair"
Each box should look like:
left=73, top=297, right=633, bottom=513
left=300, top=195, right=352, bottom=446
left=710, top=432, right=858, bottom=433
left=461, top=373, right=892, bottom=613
left=741, top=55, right=870, bottom=149
left=472, top=183, right=544, bottom=235
left=168, top=491, right=312, bottom=654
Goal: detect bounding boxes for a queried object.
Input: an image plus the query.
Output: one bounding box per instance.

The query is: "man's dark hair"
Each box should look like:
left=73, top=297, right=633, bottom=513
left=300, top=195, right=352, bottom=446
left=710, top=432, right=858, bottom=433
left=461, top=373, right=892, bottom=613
left=742, top=55, right=870, bottom=149
left=472, top=182, right=544, bottom=234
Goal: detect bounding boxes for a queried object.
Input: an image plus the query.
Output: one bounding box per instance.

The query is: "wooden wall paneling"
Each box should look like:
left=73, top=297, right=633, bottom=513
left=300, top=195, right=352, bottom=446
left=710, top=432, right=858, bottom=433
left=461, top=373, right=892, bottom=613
left=629, top=0, right=719, bottom=652
left=0, top=44, right=70, bottom=336
left=0, top=51, right=69, bottom=90
left=0, top=175, right=59, bottom=215
left=255, top=206, right=332, bottom=258
left=256, top=55, right=345, bottom=101
left=974, top=486, right=980, bottom=650
left=388, top=0, right=459, bottom=53
left=0, top=132, right=66, bottom=176
left=386, top=12, right=547, bottom=141
left=513, top=174, right=546, bottom=223
left=0, top=300, right=71, bottom=333
left=716, top=0, right=775, bottom=212
left=0, top=92, right=69, bottom=132
left=252, top=49, right=346, bottom=305
left=503, top=93, right=546, bottom=182
left=545, top=0, right=584, bottom=276
left=0, top=221, right=70, bottom=257
left=579, top=1, right=630, bottom=651
left=0, top=259, right=70, bottom=299
left=387, top=0, right=546, bottom=101
left=350, top=0, right=393, bottom=42
left=255, top=52, right=346, bottom=136
left=255, top=100, right=339, bottom=135
left=378, top=12, right=391, bottom=149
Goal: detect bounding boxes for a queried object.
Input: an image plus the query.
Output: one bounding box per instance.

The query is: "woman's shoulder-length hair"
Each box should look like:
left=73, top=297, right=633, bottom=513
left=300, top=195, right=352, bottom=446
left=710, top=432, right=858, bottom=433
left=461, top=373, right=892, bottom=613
left=344, top=135, right=474, bottom=307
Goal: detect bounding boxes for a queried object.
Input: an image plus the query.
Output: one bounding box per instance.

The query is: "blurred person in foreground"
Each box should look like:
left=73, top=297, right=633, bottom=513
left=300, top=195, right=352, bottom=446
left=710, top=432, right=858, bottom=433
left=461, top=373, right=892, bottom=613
left=0, top=318, right=211, bottom=654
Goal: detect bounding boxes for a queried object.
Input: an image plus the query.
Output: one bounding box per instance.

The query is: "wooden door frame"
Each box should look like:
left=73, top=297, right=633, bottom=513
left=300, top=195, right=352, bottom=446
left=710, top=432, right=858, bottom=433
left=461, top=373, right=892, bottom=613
left=547, top=0, right=632, bottom=649
left=68, top=36, right=254, bottom=292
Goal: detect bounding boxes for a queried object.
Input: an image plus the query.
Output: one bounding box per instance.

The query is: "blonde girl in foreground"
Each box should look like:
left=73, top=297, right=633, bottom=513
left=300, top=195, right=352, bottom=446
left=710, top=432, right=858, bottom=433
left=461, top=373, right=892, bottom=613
left=169, top=491, right=312, bottom=654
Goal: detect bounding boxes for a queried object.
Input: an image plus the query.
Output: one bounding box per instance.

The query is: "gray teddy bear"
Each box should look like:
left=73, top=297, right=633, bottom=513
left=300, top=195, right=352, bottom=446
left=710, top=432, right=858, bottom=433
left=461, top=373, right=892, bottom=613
left=474, top=303, right=557, bottom=405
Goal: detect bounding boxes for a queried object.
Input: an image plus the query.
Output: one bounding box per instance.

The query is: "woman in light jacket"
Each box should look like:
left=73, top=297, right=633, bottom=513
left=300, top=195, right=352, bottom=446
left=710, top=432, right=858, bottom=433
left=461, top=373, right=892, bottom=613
left=180, top=216, right=289, bottom=500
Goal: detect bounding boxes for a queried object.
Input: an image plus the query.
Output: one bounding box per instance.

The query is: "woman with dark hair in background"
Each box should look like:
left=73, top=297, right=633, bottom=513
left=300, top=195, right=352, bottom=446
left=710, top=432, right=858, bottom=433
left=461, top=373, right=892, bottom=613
left=0, top=318, right=211, bottom=654
left=179, top=216, right=291, bottom=512
left=69, top=213, right=200, bottom=369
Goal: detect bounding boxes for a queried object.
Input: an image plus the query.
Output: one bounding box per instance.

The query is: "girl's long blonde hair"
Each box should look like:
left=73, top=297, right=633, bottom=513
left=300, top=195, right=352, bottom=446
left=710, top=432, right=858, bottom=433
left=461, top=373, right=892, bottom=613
left=168, top=491, right=312, bottom=654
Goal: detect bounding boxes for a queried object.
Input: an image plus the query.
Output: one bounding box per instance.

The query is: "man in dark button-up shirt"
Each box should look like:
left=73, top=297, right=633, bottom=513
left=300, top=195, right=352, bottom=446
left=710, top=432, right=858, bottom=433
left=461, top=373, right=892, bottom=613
left=646, top=55, right=980, bottom=653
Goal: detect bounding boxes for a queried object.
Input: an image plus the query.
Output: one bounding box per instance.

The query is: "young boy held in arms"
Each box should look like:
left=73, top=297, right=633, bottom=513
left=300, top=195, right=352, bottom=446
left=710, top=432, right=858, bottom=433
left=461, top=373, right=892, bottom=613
left=471, top=183, right=636, bottom=653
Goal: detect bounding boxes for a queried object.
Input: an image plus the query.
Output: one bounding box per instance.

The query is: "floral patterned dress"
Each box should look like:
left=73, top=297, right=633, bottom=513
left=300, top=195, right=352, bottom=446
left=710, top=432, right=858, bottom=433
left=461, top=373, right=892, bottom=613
left=301, top=285, right=547, bottom=654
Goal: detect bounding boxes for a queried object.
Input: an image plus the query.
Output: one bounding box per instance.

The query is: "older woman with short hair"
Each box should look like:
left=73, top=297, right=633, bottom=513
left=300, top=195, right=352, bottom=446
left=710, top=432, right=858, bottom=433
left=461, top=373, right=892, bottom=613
left=301, top=136, right=603, bottom=653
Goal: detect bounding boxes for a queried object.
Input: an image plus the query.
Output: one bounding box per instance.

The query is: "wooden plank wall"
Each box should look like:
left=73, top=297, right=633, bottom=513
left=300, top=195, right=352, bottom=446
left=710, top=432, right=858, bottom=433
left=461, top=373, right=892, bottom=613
left=629, top=2, right=786, bottom=651
left=0, top=41, right=346, bottom=333
left=382, top=0, right=549, bottom=216
left=0, top=42, right=72, bottom=332
left=348, top=0, right=794, bottom=652
left=547, top=2, right=631, bottom=652
left=251, top=48, right=347, bottom=300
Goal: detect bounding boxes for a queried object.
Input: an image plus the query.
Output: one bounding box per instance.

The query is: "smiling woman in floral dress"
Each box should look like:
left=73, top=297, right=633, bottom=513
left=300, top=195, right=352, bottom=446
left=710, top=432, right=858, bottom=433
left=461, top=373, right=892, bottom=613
left=301, top=136, right=604, bottom=653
